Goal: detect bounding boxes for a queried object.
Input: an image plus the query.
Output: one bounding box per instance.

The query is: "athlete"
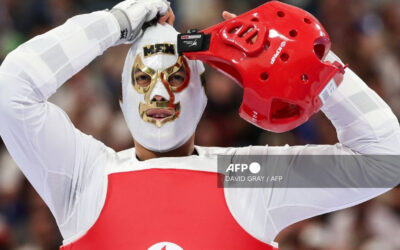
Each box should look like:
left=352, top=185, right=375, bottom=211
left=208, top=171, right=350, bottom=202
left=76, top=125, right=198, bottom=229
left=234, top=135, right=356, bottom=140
left=0, top=0, right=399, bottom=249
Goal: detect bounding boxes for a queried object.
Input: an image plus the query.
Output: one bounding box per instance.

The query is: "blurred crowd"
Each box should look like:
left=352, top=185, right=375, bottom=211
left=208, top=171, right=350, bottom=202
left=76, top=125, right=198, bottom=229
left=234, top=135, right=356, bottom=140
left=1, top=0, right=400, bottom=249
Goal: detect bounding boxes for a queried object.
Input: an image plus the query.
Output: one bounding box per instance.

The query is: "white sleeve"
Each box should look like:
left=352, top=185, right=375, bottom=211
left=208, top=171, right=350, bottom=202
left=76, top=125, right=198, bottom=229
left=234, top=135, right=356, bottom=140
left=0, top=11, right=120, bottom=237
left=225, top=53, right=400, bottom=243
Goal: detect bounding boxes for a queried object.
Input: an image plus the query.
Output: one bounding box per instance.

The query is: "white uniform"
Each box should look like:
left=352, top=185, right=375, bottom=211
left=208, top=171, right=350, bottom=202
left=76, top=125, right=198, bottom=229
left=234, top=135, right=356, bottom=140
left=0, top=10, right=399, bottom=247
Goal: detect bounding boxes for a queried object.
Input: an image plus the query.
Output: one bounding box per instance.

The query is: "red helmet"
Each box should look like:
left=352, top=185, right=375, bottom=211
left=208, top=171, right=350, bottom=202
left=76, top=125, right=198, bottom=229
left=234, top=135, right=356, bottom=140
left=178, top=1, right=346, bottom=133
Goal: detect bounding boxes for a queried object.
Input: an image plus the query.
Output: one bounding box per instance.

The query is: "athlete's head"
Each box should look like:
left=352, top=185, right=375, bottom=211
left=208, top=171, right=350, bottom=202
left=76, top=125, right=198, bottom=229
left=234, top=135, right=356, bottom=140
left=120, top=23, right=207, bottom=152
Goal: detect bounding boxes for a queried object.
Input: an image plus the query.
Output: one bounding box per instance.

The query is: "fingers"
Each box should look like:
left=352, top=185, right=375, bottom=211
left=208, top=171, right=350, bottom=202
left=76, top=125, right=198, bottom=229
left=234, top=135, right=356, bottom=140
left=167, top=9, right=175, bottom=25
left=222, top=11, right=237, bottom=20
left=159, top=9, right=234, bottom=26
left=158, top=13, right=168, bottom=24
left=159, top=8, right=175, bottom=25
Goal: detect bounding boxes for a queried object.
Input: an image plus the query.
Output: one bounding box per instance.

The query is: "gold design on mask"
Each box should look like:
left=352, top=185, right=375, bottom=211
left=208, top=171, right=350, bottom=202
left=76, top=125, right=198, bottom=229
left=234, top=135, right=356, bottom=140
left=131, top=54, right=190, bottom=127
left=139, top=101, right=181, bottom=128
left=132, top=56, right=157, bottom=94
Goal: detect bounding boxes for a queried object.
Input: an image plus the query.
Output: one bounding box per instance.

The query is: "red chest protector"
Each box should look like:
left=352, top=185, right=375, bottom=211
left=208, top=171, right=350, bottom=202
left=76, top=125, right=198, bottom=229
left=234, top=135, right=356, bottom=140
left=60, top=169, right=277, bottom=250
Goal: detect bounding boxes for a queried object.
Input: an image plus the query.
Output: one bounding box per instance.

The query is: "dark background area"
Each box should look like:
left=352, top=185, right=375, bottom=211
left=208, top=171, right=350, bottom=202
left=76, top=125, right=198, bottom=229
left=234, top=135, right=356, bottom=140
left=1, top=0, right=400, bottom=249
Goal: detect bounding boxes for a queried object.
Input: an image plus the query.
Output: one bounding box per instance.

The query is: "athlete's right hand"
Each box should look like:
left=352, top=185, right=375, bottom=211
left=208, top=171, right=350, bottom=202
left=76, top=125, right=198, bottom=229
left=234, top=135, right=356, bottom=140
left=222, top=11, right=237, bottom=20
left=111, top=0, right=171, bottom=44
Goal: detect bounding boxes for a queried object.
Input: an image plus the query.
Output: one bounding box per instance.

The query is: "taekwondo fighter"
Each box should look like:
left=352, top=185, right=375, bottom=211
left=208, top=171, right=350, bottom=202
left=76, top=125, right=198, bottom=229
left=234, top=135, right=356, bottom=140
left=0, top=0, right=400, bottom=249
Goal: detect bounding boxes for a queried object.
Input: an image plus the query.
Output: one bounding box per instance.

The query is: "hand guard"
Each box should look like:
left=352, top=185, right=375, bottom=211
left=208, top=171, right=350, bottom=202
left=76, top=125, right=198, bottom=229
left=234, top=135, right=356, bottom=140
left=111, top=0, right=170, bottom=44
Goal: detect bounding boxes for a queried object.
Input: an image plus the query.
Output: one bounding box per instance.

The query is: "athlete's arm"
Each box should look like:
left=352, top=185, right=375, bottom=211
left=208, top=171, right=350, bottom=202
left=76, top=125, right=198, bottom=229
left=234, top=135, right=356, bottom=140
left=0, top=0, right=170, bottom=239
left=224, top=52, right=400, bottom=244
left=220, top=11, right=400, bottom=243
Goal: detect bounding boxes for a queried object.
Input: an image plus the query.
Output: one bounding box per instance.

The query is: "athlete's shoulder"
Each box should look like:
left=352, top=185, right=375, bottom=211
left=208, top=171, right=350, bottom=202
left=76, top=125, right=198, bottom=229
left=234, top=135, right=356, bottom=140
left=195, top=145, right=238, bottom=157
left=102, top=147, right=135, bottom=173
left=116, top=147, right=135, bottom=161
left=195, top=145, right=269, bottom=157
left=195, top=145, right=272, bottom=157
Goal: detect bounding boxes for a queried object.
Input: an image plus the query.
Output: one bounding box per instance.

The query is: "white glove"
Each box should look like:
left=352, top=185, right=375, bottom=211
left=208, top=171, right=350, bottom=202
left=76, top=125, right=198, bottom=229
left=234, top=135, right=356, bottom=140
left=110, top=0, right=170, bottom=44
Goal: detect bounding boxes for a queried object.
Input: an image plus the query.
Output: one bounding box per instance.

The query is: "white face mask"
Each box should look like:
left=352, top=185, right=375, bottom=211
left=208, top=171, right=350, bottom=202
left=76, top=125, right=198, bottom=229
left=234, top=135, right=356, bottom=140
left=120, top=24, right=207, bottom=152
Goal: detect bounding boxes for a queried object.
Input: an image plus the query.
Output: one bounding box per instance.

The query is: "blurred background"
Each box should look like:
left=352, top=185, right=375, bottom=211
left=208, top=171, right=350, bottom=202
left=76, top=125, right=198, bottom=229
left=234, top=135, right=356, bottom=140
left=1, top=0, right=400, bottom=249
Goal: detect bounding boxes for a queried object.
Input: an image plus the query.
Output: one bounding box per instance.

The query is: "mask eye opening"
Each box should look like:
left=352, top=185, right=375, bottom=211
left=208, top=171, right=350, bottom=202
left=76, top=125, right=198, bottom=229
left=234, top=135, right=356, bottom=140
left=133, top=68, right=152, bottom=88
left=167, top=57, right=191, bottom=93
left=168, top=66, right=187, bottom=87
